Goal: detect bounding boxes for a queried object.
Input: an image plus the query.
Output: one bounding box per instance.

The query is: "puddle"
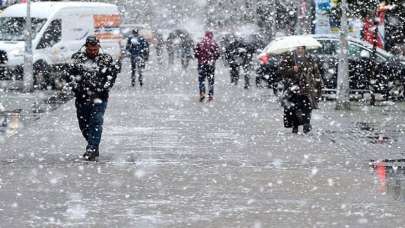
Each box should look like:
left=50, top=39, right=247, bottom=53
left=355, top=121, right=398, bottom=144
left=0, top=92, right=72, bottom=139
left=371, top=161, right=405, bottom=202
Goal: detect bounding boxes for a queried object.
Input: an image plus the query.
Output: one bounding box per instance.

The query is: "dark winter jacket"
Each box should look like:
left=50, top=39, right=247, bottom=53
left=126, top=35, right=150, bottom=60
left=194, top=32, right=220, bottom=65
left=225, top=39, right=255, bottom=67
left=224, top=39, right=243, bottom=67
left=279, top=52, right=322, bottom=108
left=180, top=36, right=194, bottom=58
left=68, top=51, right=119, bottom=103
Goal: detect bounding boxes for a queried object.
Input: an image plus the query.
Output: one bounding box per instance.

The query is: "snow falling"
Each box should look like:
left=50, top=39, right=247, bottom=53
left=1, top=0, right=405, bottom=227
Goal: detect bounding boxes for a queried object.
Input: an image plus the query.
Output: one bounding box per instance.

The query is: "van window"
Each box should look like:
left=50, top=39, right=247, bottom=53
left=0, top=17, right=46, bottom=41
left=37, top=19, right=62, bottom=49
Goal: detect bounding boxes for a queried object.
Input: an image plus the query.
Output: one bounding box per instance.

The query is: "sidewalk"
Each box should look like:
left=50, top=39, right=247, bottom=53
left=1, top=60, right=405, bottom=227
left=0, top=88, right=65, bottom=140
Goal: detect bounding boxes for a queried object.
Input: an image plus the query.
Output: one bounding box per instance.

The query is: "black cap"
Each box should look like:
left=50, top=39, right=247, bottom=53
left=85, top=35, right=100, bottom=46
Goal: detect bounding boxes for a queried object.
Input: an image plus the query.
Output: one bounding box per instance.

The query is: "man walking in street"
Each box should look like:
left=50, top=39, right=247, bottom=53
left=179, top=33, right=194, bottom=70
left=224, top=35, right=243, bottom=85
left=194, top=31, right=220, bottom=102
left=280, top=46, right=321, bottom=134
left=67, top=36, right=120, bottom=161
left=126, top=29, right=149, bottom=87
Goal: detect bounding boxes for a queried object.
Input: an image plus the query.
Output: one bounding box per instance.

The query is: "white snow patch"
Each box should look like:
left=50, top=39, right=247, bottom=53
left=357, top=218, right=368, bottom=224
left=310, top=167, right=319, bottom=177
left=65, top=204, right=88, bottom=220
left=135, top=169, right=146, bottom=179
left=327, top=178, right=335, bottom=186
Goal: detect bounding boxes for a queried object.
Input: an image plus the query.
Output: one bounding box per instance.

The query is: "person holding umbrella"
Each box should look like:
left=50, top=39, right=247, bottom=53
left=279, top=45, right=322, bottom=134
left=259, top=35, right=322, bottom=134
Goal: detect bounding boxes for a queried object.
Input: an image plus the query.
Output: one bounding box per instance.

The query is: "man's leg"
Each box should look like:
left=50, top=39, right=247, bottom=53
left=243, top=67, right=250, bottom=89
left=86, top=101, right=107, bottom=159
left=168, top=52, right=174, bottom=65
left=138, top=60, right=144, bottom=87
left=301, top=96, right=313, bottom=133
left=198, top=64, right=206, bottom=102
left=288, top=94, right=300, bottom=133
left=131, top=58, right=136, bottom=86
left=230, top=65, right=239, bottom=85
left=75, top=101, right=90, bottom=142
left=207, top=65, right=215, bottom=100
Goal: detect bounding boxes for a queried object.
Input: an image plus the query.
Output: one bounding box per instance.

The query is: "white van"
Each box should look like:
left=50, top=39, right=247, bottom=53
left=0, top=1, right=122, bottom=88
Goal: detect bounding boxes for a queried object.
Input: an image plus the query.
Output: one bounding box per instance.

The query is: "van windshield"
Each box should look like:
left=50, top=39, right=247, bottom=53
left=0, top=17, right=47, bottom=41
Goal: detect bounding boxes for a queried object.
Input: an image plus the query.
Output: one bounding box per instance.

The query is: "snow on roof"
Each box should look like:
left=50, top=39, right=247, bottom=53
left=1, top=1, right=118, bottom=18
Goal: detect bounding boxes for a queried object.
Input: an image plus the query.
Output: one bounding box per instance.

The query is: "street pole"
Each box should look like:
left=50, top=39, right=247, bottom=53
left=23, top=0, right=33, bottom=92
left=335, top=0, right=350, bottom=110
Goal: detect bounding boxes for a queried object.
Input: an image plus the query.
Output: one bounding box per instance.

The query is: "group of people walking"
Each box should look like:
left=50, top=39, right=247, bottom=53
left=65, top=30, right=321, bottom=161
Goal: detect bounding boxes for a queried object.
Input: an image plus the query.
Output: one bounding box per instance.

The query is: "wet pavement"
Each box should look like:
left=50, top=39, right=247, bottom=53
left=0, top=89, right=70, bottom=140
left=1, top=58, right=405, bottom=227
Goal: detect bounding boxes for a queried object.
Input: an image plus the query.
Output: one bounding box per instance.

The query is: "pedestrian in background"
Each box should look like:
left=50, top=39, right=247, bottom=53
left=166, top=34, right=175, bottom=65
left=194, top=31, right=220, bottom=102
left=238, top=39, right=256, bottom=89
left=179, top=33, right=194, bottom=70
left=224, top=35, right=243, bottom=85
left=126, top=29, right=149, bottom=87
left=280, top=46, right=321, bottom=134
left=67, top=36, right=120, bottom=161
left=154, top=32, right=165, bottom=65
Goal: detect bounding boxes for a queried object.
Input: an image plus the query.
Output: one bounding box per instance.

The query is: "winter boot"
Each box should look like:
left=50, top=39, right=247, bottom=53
left=292, top=126, right=299, bottom=134
left=199, top=93, right=205, bottom=102
left=303, top=124, right=312, bottom=134
left=83, top=146, right=98, bottom=161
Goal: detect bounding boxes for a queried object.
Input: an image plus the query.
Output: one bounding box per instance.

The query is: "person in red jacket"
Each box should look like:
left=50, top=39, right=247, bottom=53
left=194, top=31, right=220, bottom=102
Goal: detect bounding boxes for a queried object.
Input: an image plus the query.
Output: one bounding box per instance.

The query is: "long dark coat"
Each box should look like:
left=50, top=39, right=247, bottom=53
left=279, top=52, right=322, bottom=108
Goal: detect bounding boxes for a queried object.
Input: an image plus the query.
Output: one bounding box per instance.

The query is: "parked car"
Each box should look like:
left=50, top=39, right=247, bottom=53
left=0, top=2, right=122, bottom=89
left=310, top=34, right=405, bottom=99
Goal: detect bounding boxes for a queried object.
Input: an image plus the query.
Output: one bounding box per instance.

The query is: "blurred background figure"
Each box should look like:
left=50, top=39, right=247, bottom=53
left=194, top=31, right=220, bottom=102
left=179, top=32, right=194, bottom=70
left=126, top=29, right=150, bottom=87
left=154, top=31, right=165, bottom=65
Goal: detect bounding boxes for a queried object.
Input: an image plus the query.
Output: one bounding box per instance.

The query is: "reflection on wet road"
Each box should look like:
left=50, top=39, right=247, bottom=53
left=0, top=92, right=71, bottom=140
left=371, top=161, right=405, bottom=202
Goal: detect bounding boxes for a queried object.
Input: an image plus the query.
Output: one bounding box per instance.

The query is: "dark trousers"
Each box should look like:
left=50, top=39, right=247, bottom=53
left=230, top=64, right=250, bottom=88
left=198, top=64, right=215, bottom=97
left=130, top=58, right=144, bottom=86
left=168, top=52, right=174, bottom=65
left=241, top=65, right=251, bottom=88
left=75, top=100, right=107, bottom=151
left=181, top=57, right=191, bottom=70
left=284, top=94, right=312, bottom=128
left=230, top=65, right=239, bottom=85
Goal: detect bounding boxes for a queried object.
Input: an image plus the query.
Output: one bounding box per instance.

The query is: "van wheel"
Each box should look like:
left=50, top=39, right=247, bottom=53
left=33, top=61, right=52, bottom=90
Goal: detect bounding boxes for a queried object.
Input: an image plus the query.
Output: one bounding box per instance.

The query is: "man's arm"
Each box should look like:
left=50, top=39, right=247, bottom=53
left=102, top=55, right=118, bottom=90
left=63, top=53, right=84, bottom=93
left=126, top=37, right=132, bottom=51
